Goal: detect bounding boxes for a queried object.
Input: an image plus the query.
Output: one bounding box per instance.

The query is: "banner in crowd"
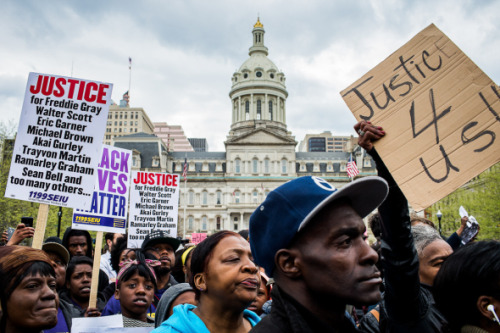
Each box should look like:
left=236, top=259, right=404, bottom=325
left=191, top=232, right=207, bottom=244
left=5, top=73, right=112, bottom=209
left=128, top=171, right=180, bottom=248
left=72, top=145, right=132, bottom=233
left=340, top=24, right=500, bottom=211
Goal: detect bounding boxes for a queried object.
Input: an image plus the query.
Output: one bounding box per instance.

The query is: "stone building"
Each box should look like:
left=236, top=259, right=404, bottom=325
left=167, top=19, right=377, bottom=237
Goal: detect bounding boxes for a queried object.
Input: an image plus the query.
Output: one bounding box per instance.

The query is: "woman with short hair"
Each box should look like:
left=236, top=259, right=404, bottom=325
left=0, top=246, right=59, bottom=333
left=154, top=230, right=261, bottom=332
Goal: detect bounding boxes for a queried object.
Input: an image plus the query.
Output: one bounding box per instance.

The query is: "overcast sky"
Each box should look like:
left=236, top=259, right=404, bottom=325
left=1, top=0, right=499, bottom=151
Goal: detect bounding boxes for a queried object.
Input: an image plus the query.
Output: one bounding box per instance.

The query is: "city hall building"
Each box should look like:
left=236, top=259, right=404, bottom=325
left=115, top=19, right=376, bottom=237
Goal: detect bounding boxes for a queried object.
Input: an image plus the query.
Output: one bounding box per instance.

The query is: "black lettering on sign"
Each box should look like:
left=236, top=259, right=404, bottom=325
left=410, top=88, right=451, bottom=144
left=478, top=85, right=500, bottom=123
left=342, top=76, right=375, bottom=121
left=419, top=145, right=460, bottom=183
left=461, top=122, right=496, bottom=153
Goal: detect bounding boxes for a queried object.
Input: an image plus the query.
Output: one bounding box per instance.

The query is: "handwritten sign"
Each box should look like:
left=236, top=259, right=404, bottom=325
left=191, top=233, right=207, bottom=244
left=341, top=24, right=500, bottom=211
left=128, top=171, right=180, bottom=248
left=72, top=145, right=132, bottom=233
left=5, top=73, right=112, bottom=209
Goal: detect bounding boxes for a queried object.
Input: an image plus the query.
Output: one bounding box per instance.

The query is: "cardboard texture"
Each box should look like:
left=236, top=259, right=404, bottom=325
left=341, top=24, right=499, bottom=211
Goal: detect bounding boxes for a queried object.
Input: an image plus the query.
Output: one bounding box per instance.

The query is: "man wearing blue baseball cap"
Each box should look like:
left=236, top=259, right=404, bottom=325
left=249, top=175, right=388, bottom=332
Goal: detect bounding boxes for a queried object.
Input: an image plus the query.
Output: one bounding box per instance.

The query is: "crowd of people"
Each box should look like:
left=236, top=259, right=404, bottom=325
left=0, top=120, right=498, bottom=333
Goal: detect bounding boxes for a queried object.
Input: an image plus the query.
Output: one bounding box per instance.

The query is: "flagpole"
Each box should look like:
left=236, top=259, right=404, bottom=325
left=128, top=57, right=132, bottom=105
left=183, top=176, right=187, bottom=238
left=182, top=155, right=187, bottom=239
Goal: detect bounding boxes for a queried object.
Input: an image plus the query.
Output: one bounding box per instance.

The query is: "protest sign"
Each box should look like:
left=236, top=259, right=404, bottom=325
left=5, top=72, right=112, bottom=209
left=341, top=24, right=500, bottom=211
left=191, top=232, right=207, bottom=244
left=72, top=145, right=132, bottom=233
left=128, top=171, right=180, bottom=248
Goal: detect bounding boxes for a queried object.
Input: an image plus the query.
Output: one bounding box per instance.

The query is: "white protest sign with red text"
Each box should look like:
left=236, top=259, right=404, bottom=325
left=128, top=171, right=180, bottom=248
left=5, top=73, right=112, bottom=209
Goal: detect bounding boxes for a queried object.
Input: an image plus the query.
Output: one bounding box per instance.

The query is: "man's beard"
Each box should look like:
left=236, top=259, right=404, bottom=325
left=157, top=265, right=171, bottom=276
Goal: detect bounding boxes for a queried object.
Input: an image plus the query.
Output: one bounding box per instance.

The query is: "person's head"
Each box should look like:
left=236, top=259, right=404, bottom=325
left=247, top=269, right=271, bottom=315
left=111, top=236, right=135, bottom=274
left=65, top=256, right=93, bottom=304
left=238, top=229, right=249, bottom=242
left=411, top=224, right=452, bottom=286
left=0, top=246, right=58, bottom=332
left=42, top=242, right=70, bottom=290
left=115, top=250, right=157, bottom=321
left=190, top=231, right=259, bottom=310
left=154, top=283, right=196, bottom=328
left=63, top=228, right=93, bottom=258
left=181, top=246, right=195, bottom=283
left=434, top=241, right=500, bottom=332
left=410, top=215, right=436, bottom=229
left=142, top=230, right=180, bottom=276
left=105, top=232, right=124, bottom=253
left=368, top=213, right=382, bottom=239
left=250, top=176, right=388, bottom=309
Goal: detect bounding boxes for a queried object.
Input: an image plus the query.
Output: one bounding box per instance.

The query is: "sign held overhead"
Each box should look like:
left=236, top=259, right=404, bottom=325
left=341, top=24, right=499, bottom=211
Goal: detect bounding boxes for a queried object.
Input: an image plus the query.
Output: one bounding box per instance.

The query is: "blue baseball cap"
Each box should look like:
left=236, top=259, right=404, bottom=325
left=249, top=176, right=388, bottom=276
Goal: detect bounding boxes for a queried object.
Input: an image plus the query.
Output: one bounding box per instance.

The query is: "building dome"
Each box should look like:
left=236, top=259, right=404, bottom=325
left=229, top=19, right=288, bottom=136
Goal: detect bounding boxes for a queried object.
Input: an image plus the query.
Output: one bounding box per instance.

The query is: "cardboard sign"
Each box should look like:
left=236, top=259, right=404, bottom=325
left=72, top=145, right=132, bottom=233
left=191, top=232, right=207, bottom=244
left=5, top=73, right=112, bottom=209
left=128, top=171, right=180, bottom=248
left=341, top=24, right=500, bottom=211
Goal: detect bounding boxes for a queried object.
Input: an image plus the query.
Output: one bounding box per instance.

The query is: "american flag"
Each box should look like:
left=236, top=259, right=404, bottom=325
left=182, top=157, right=188, bottom=181
left=347, top=154, right=360, bottom=178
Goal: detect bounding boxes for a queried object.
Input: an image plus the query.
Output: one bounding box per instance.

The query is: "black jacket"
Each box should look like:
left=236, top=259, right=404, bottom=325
left=250, top=285, right=359, bottom=333
left=358, top=149, right=448, bottom=332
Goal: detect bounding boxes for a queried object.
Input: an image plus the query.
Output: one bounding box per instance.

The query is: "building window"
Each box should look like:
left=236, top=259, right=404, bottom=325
left=264, top=159, right=270, bottom=173
left=124, top=121, right=127, bottom=126
left=256, top=100, right=261, bottom=120
left=234, top=222, right=238, bottom=231
left=216, top=191, right=222, bottom=205
left=119, top=121, right=122, bottom=126
left=216, top=217, right=221, bottom=230
left=245, top=101, right=250, bottom=120
left=281, top=159, right=287, bottom=174
left=309, top=137, right=326, bottom=152
left=202, top=216, right=207, bottom=230
left=188, top=216, right=193, bottom=230
left=253, top=191, right=258, bottom=203
left=114, top=121, right=117, bottom=126
left=235, top=159, right=241, bottom=173
left=269, top=101, right=273, bottom=120
left=188, top=191, right=194, bottom=205
left=252, top=158, right=258, bottom=173
left=202, top=191, right=208, bottom=205
left=235, top=191, right=240, bottom=203
left=124, top=114, right=127, bottom=119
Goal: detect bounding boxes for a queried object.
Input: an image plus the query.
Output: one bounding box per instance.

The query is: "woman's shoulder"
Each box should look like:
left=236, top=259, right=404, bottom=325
left=153, top=304, right=207, bottom=333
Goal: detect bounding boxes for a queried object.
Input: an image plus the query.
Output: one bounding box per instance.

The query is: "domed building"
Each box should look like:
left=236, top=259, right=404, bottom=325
left=117, top=19, right=376, bottom=237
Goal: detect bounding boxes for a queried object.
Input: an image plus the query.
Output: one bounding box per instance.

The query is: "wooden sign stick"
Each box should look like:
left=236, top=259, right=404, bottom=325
left=32, top=203, right=49, bottom=249
left=89, top=231, right=103, bottom=309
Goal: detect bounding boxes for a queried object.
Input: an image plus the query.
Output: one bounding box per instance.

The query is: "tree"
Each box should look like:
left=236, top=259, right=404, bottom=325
left=428, top=163, right=500, bottom=240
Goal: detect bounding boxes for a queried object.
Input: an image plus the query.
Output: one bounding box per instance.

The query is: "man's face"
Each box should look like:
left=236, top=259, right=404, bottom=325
left=66, top=264, right=92, bottom=302
left=151, top=243, right=175, bottom=272
left=110, top=233, right=124, bottom=252
left=46, top=252, right=66, bottom=290
left=293, top=201, right=381, bottom=306
left=418, top=239, right=452, bottom=286
left=67, top=235, right=88, bottom=257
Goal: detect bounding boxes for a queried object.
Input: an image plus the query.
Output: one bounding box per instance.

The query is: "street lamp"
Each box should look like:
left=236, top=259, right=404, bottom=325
left=437, top=210, right=443, bottom=237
